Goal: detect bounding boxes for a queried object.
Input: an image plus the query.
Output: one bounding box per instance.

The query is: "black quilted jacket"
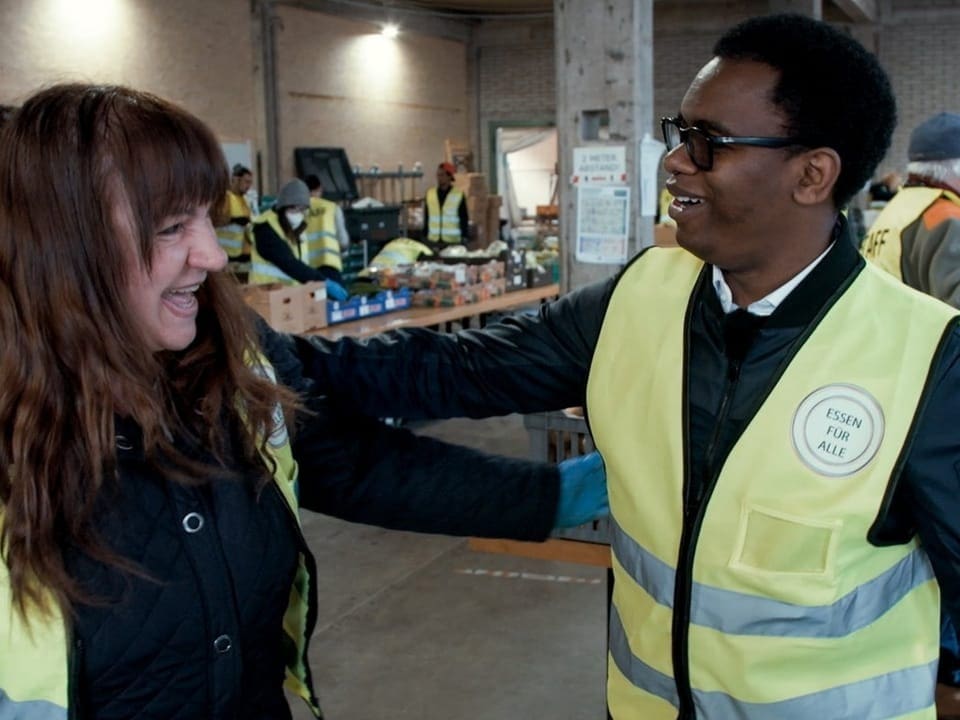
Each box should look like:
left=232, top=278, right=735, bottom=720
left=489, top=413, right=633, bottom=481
left=62, top=326, right=561, bottom=719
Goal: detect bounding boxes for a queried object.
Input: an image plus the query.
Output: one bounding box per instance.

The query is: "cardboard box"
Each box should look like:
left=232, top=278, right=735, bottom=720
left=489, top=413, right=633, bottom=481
left=301, top=281, right=328, bottom=330
left=454, top=172, right=488, bottom=197
left=242, top=283, right=304, bottom=333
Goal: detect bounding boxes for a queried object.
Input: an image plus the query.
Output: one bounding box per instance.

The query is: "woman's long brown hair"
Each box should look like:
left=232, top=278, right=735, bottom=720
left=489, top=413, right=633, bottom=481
left=0, top=84, right=296, bottom=621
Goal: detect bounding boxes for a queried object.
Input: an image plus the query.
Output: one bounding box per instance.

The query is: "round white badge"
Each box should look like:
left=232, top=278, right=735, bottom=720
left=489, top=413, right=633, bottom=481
left=791, top=384, right=884, bottom=477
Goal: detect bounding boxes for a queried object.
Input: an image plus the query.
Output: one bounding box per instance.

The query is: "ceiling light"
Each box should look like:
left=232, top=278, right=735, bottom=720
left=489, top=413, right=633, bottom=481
left=382, top=24, right=399, bottom=39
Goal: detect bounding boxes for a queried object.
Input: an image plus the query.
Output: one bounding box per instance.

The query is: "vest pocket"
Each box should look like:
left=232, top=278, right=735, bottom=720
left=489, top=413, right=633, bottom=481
left=731, top=503, right=840, bottom=580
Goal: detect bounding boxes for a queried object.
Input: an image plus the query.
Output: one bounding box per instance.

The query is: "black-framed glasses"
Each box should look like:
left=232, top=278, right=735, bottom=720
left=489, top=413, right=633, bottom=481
left=661, top=116, right=803, bottom=172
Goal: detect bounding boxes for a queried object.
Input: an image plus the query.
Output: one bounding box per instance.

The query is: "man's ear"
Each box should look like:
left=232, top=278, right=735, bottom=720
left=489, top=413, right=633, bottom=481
left=793, top=148, right=841, bottom=206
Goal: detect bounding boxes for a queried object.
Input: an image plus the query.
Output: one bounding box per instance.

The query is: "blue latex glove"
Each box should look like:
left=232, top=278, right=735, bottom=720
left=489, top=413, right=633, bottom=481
left=325, top=279, right=349, bottom=302
left=554, top=451, right=609, bottom=528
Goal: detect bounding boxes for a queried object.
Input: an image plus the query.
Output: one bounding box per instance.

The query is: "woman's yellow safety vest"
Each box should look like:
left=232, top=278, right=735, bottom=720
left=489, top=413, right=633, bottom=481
left=216, top=191, right=253, bottom=258
left=587, top=247, right=957, bottom=720
left=0, top=357, right=323, bottom=719
left=250, top=211, right=310, bottom=286
left=304, top=198, right=343, bottom=272
left=425, top=187, right=464, bottom=243
left=862, top=187, right=960, bottom=280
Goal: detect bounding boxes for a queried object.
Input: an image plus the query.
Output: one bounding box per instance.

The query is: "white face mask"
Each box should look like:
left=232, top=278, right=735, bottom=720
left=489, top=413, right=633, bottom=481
left=285, top=210, right=305, bottom=228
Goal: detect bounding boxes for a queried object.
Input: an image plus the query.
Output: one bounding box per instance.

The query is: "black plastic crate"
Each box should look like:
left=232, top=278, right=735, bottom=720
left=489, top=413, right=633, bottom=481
left=345, top=206, right=401, bottom=243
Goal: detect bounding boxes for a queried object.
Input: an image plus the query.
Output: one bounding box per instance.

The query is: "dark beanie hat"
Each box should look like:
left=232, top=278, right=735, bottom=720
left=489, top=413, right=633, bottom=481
left=276, top=179, right=310, bottom=208
left=908, top=112, right=960, bottom=161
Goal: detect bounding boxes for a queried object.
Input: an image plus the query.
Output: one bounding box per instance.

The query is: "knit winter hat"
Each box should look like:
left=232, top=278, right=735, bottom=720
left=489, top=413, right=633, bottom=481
left=275, top=178, right=310, bottom=209
left=908, top=112, right=960, bottom=161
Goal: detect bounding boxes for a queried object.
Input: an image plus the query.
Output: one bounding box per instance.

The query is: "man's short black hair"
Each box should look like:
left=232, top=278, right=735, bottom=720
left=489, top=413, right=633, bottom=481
left=305, top=173, right=322, bottom=191
left=231, top=163, right=252, bottom=177
left=713, top=13, right=896, bottom=208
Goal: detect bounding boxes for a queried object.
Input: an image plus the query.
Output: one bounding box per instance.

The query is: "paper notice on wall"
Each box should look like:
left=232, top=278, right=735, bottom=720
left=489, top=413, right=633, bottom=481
left=571, top=146, right=627, bottom=185
left=639, top=133, right=666, bottom=216
left=576, top=185, right=630, bottom=264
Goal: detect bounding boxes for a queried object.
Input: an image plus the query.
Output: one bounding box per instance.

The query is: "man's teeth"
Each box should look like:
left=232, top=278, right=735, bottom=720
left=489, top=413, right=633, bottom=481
left=675, top=196, right=702, bottom=206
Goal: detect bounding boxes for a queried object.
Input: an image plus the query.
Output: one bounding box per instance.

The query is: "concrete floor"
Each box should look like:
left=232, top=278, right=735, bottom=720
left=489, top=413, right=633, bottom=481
left=290, top=414, right=608, bottom=720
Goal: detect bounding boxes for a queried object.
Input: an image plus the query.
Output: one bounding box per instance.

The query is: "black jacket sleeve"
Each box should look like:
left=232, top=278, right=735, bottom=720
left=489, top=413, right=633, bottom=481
left=890, top=326, right=960, bottom=627
left=284, top=277, right=616, bottom=420
left=253, top=222, right=327, bottom=284
left=259, top=321, right=561, bottom=540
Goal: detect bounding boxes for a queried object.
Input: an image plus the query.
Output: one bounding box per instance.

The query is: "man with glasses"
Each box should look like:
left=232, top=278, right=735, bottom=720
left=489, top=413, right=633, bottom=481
left=294, top=13, right=960, bottom=719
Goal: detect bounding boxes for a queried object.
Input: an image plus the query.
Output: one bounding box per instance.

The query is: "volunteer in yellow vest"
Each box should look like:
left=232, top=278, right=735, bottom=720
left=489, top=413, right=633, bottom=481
left=423, top=161, right=468, bottom=251
left=300, top=15, right=960, bottom=720
left=250, top=178, right=349, bottom=300
left=215, top=163, right=254, bottom=260
left=863, top=112, right=960, bottom=308
left=0, top=83, right=609, bottom=719
left=304, top=173, right=349, bottom=279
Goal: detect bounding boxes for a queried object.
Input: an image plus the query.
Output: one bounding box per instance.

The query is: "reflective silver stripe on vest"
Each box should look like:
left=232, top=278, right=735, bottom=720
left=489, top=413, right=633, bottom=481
left=250, top=262, right=293, bottom=283
left=609, top=607, right=937, bottom=719
left=611, top=516, right=934, bottom=637
left=0, top=690, right=66, bottom=720
left=216, top=223, right=246, bottom=250
left=304, top=231, right=336, bottom=242
left=608, top=604, right=679, bottom=710
left=304, top=245, right=339, bottom=265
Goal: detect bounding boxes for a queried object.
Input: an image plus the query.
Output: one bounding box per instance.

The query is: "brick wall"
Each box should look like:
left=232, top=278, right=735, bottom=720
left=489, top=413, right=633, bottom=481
left=0, top=0, right=256, bottom=143
left=473, top=20, right=556, bottom=183
left=473, top=2, right=960, bottom=192
left=878, top=14, right=960, bottom=177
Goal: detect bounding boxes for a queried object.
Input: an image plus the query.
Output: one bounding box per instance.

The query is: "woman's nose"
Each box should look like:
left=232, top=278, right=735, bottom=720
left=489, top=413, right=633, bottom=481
left=191, top=218, right=228, bottom=271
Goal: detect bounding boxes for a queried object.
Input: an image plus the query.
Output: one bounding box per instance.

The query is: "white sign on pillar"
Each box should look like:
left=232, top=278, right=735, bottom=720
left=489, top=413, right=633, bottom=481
left=575, top=185, right=631, bottom=264
left=572, top=145, right=630, bottom=264
left=570, top=146, right=627, bottom=186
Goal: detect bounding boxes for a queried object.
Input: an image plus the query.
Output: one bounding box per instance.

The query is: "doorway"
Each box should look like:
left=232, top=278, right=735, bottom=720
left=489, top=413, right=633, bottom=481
left=493, top=124, right=558, bottom=232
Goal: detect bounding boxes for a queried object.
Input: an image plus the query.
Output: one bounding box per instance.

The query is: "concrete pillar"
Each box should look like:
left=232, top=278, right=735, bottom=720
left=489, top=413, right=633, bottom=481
left=554, top=0, right=654, bottom=290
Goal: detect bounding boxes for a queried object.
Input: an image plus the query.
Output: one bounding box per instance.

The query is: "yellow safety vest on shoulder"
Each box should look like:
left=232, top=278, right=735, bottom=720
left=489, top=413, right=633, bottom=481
left=304, top=197, right=343, bottom=272
left=250, top=211, right=304, bottom=286
left=0, top=355, right=323, bottom=719
left=425, top=187, right=464, bottom=243
left=217, top=191, right=253, bottom=258
left=587, top=247, right=957, bottom=720
left=862, top=187, right=960, bottom=280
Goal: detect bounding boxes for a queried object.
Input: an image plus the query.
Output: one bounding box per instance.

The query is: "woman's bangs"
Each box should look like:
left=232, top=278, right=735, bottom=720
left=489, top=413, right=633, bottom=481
left=119, top=104, right=228, bottom=228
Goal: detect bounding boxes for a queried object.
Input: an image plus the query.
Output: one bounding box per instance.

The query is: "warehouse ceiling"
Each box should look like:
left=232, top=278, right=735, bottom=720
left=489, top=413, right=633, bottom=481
left=298, top=0, right=878, bottom=22
left=364, top=0, right=552, bottom=14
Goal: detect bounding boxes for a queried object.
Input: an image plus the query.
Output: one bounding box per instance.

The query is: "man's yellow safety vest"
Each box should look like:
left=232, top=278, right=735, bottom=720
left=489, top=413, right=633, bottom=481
left=425, top=187, right=465, bottom=243
left=304, top=197, right=343, bottom=272
left=587, top=247, right=956, bottom=719
left=216, top=191, right=253, bottom=258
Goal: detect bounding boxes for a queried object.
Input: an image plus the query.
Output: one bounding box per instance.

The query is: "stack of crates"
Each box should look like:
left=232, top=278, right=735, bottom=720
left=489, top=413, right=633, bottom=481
left=524, top=410, right=611, bottom=545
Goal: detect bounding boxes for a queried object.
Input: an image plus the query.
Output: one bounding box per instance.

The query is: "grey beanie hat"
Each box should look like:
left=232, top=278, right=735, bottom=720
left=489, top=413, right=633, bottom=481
left=275, top=178, right=310, bottom=208
left=908, top=112, right=960, bottom=161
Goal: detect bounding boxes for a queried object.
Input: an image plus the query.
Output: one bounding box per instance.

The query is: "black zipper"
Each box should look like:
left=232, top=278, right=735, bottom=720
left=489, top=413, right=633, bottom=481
left=672, top=354, right=744, bottom=719
left=68, top=634, right=83, bottom=720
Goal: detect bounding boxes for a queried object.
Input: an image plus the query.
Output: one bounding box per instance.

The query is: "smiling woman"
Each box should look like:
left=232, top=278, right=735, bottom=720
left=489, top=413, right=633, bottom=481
left=0, top=83, right=607, bottom=720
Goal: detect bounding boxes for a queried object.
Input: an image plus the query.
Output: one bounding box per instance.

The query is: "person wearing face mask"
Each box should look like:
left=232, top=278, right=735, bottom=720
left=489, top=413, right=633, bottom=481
left=250, top=178, right=349, bottom=300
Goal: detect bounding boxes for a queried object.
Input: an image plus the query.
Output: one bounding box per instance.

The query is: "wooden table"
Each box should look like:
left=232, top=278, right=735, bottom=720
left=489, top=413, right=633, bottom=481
left=310, top=283, right=560, bottom=340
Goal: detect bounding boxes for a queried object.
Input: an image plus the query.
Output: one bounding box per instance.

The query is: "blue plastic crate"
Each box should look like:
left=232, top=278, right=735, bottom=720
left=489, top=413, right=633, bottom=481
left=326, top=287, right=411, bottom=325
